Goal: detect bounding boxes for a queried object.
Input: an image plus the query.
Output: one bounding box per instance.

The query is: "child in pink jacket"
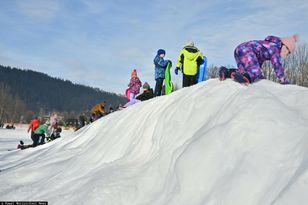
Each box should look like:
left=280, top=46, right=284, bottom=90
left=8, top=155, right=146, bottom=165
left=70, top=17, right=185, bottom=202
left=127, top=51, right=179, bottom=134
left=124, top=69, right=142, bottom=108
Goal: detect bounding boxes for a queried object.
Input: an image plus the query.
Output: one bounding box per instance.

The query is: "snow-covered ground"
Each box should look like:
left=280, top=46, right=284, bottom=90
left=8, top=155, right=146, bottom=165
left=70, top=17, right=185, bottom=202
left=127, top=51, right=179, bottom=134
left=0, top=127, right=73, bottom=152
left=0, top=128, right=32, bottom=152
left=0, top=79, right=308, bottom=205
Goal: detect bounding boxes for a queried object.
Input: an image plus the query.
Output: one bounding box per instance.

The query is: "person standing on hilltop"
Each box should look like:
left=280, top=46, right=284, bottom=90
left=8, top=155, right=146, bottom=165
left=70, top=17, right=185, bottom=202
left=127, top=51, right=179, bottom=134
left=153, top=49, right=172, bottom=96
left=124, top=69, right=142, bottom=108
left=175, top=41, right=204, bottom=88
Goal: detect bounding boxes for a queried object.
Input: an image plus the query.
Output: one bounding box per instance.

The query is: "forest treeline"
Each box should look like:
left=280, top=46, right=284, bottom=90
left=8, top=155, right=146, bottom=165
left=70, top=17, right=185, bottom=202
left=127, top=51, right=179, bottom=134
left=0, top=65, right=126, bottom=123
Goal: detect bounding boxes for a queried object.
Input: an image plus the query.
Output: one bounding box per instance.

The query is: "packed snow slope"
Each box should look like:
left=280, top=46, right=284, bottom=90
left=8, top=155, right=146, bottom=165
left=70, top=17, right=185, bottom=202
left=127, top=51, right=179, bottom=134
left=1, top=79, right=308, bottom=205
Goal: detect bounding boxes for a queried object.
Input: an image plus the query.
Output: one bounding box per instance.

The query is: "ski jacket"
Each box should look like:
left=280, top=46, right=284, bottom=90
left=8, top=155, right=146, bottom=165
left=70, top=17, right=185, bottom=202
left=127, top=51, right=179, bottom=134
left=28, top=119, right=40, bottom=133
left=49, top=114, right=58, bottom=127
left=136, top=89, right=154, bottom=101
left=176, top=46, right=204, bottom=76
left=91, top=102, right=106, bottom=114
left=48, top=114, right=59, bottom=133
left=235, top=36, right=285, bottom=79
left=154, top=55, right=169, bottom=79
left=128, top=76, right=142, bottom=94
left=34, top=125, right=49, bottom=135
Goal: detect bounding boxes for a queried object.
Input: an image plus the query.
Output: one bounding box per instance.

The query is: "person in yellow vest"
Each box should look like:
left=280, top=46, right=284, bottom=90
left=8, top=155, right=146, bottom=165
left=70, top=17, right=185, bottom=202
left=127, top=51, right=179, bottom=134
left=175, top=41, right=204, bottom=87
left=91, top=102, right=106, bottom=120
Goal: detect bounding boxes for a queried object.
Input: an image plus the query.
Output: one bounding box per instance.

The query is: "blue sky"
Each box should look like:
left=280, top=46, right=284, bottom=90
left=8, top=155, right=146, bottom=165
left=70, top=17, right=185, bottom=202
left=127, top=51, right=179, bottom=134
left=0, top=0, right=307, bottom=93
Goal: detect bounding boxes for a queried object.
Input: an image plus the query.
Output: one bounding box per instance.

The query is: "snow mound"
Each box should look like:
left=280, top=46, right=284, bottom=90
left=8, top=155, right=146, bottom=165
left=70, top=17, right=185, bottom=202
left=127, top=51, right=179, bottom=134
left=1, top=79, right=308, bottom=205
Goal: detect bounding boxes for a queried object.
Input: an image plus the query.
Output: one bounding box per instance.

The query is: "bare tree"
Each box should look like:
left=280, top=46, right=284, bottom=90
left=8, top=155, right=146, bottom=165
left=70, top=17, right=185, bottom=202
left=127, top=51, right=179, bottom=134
left=284, top=43, right=308, bottom=87
left=0, top=83, right=28, bottom=123
left=262, top=61, right=276, bottom=82
left=206, top=64, right=219, bottom=79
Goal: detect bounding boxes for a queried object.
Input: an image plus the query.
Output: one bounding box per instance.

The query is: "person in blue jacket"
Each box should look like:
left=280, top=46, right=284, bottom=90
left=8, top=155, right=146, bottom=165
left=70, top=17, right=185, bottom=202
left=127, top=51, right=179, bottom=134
left=153, top=49, right=171, bottom=96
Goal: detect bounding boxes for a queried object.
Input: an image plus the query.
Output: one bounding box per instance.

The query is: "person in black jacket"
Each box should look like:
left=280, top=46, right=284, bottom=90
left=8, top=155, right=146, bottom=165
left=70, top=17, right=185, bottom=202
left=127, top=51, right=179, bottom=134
left=136, top=82, right=154, bottom=101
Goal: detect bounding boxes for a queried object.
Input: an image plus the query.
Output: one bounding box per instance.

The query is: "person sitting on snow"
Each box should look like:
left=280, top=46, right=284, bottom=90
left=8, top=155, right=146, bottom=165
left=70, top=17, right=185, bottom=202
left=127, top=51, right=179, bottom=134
left=6, top=124, right=15, bottom=129
left=48, top=113, right=58, bottom=134
left=175, top=41, right=204, bottom=87
left=124, top=69, right=142, bottom=108
left=136, top=82, right=154, bottom=101
left=227, top=34, right=299, bottom=85
left=27, top=117, right=40, bottom=142
left=32, top=121, right=50, bottom=147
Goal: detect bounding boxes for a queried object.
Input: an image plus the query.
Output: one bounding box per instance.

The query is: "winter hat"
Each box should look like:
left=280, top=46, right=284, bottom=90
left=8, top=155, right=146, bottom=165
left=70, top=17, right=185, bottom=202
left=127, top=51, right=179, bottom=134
left=281, top=34, right=299, bottom=53
left=143, top=82, right=150, bottom=90
left=185, top=40, right=194, bottom=47
left=157, top=49, right=166, bottom=56
left=131, top=69, right=137, bottom=77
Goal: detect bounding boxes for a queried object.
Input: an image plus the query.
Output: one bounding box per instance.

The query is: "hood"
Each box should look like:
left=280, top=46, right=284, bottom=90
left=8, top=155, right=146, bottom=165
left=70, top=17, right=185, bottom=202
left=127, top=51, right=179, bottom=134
left=183, top=46, right=200, bottom=61
left=264, top=36, right=282, bottom=47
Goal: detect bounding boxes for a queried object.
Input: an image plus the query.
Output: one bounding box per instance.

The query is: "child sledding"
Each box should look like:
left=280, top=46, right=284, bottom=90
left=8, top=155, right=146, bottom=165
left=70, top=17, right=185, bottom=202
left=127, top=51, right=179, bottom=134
left=17, top=116, right=63, bottom=150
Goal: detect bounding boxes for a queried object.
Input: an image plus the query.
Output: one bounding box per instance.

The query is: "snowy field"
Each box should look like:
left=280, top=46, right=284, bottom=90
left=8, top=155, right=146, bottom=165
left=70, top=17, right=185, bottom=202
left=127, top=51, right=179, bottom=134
left=0, top=127, right=73, bottom=152
left=0, top=79, right=308, bottom=205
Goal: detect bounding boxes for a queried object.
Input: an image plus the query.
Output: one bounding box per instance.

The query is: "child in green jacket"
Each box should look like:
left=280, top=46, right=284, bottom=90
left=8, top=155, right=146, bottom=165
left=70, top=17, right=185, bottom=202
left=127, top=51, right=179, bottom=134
left=33, top=122, right=50, bottom=146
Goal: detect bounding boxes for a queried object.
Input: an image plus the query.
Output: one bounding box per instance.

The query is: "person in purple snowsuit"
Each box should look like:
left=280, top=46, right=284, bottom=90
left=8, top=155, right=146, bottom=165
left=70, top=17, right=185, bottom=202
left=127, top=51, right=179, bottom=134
left=233, top=34, right=299, bottom=84
left=124, top=69, right=142, bottom=108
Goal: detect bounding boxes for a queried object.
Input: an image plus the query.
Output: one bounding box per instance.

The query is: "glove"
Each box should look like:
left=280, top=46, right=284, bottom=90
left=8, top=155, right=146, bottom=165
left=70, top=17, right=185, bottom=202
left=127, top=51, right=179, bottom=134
left=279, top=77, right=290, bottom=85
left=175, top=67, right=180, bottom=75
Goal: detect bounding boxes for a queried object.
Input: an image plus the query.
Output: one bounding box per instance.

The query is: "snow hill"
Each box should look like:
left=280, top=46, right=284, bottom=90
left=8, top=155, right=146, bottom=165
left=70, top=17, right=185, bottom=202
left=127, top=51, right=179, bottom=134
left=0, top=79, right=308, bottom=205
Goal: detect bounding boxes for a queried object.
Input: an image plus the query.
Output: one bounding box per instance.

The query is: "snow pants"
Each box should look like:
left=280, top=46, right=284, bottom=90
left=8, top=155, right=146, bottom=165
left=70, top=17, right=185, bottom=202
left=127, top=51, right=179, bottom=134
left=124, top=93, right=140, bottom=108
left=234, top=45, right=264, bottom=83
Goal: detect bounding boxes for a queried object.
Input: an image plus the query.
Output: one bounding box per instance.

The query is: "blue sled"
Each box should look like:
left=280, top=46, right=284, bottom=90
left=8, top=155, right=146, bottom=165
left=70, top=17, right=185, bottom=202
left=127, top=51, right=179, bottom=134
left=198, top=56, right=208, bottom=83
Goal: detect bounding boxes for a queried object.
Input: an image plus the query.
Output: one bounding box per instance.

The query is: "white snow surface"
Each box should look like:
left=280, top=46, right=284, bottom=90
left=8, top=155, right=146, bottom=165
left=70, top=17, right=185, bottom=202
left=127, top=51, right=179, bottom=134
left=0, top=79, right=308, bottom=205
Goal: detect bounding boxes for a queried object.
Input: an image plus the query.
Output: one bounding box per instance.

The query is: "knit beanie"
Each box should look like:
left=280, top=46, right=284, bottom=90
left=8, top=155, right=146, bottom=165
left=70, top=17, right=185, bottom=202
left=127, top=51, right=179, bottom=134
left=131, top=69, right=137, bottom=77
left=157, top=49, right=166, bottom=56
left=143, top=82, right=150, bottom=90
left=185, top=40, right=194, bottom=47
left=281, top=34, right=299, bottom=53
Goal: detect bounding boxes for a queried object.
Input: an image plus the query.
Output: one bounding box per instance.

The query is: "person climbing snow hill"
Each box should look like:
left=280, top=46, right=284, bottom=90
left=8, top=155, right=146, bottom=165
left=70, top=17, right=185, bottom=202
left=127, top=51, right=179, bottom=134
left=230, top=34, right=299, bottom=85
left=91, top=102, right=106, bottom=120
left=124, top=69, right=142, bottom=108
